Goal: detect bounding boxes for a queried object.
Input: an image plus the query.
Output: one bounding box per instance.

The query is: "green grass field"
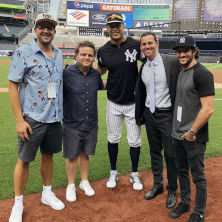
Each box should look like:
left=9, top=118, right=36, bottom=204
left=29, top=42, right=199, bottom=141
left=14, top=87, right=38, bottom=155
left=0, top=57, right=222, bottom=200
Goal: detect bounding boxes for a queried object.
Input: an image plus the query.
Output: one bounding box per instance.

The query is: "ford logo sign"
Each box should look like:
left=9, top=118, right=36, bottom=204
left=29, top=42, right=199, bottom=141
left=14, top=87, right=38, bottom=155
left=92, top=14, right=106, bottom=21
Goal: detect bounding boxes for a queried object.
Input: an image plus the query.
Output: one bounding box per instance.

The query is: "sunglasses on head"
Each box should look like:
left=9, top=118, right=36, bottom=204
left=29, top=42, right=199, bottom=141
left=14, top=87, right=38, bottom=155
left=36, top=24, right=55, bottom=31
left=106, top=15, right=123, bottom=22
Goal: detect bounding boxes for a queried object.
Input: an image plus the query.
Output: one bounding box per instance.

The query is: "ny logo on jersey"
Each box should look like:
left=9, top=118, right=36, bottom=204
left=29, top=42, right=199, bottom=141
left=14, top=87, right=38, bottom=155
left=124, top=49, right=137, bottom=63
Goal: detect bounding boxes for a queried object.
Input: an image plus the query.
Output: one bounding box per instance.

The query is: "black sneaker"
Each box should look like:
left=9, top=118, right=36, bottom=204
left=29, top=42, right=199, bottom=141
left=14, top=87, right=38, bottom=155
left=187, top=212, right=204, bottom=222
left=166, top=192, right=177, bottom=209
left=168, top=202, right=190, bottom=218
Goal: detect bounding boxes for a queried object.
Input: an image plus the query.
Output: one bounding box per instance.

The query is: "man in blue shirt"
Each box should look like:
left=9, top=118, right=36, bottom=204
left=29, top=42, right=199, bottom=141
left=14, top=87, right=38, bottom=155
left=8, top=13, right=64, bottom=222
left=63, top=41, right=104, bottom=202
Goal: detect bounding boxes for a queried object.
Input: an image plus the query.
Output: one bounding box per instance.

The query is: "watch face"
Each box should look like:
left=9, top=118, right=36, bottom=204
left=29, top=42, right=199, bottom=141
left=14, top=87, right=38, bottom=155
left=190, top=130, right=196, bottom=136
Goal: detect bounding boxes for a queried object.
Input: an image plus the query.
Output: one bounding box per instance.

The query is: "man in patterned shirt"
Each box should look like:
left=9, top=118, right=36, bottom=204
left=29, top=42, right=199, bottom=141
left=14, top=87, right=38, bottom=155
left=8, top=13, right=65, bottom=222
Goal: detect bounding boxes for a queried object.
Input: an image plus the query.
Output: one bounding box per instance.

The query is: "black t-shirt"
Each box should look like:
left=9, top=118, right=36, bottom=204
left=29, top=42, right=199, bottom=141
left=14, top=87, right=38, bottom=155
left=97, top=37, right=141, bottom=104
left=172, top=62, right=215, bottom=142
left=63, top=64, right=104, bottom=132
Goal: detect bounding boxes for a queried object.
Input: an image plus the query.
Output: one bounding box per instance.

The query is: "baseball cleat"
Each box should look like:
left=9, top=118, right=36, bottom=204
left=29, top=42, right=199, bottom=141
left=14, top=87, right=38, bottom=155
left=106, top=170, right=118, bottom=189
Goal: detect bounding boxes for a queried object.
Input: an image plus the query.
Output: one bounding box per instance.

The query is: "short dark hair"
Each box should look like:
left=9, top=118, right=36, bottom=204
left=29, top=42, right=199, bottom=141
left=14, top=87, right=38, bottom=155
left=75, top=41, right=96, bottom=56
left=140, top=32, right=158, bottom=43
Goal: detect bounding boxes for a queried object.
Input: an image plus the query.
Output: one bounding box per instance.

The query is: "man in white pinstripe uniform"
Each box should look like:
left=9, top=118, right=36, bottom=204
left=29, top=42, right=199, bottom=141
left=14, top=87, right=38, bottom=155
left=96, top=13, right=143, bottom=190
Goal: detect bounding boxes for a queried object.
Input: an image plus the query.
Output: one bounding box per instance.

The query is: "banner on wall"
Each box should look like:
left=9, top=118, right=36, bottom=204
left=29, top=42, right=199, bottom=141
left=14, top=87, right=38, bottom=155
left=89, top=11, right=133, bottom=28
left=133, top=5, right=169, bottom=21
left=100, top=4, right=133, bottom=12
left=67, top=9, right=89, bottom=26
left=121, top=12, right=133, bottom=28
left=72, top=0, right=173, bottom=4
left=89, top=11, right=109, bottom=27
left=133, top=20, right=171, bottom=29
left=67, top=1, right=100, bottom=11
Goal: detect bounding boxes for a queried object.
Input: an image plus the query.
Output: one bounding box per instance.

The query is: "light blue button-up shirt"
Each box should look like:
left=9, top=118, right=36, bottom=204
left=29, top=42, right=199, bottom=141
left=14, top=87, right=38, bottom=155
left=8, top=39, right=63, bottom=123
left=141, top=53, right=171, bottom=109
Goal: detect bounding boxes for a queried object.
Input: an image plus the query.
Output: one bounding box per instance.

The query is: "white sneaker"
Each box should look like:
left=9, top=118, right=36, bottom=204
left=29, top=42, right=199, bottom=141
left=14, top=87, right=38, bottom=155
left=9, top=204, right=23, bottom=222
left=79, top=180, right=95, bottom=196
left=41, top=191, right=65, bottom=210
left=130, top=172, right=143, bottom=191
left=106, top=170, right=118, bottom=189
left=66, top=184, right=76, bottom=202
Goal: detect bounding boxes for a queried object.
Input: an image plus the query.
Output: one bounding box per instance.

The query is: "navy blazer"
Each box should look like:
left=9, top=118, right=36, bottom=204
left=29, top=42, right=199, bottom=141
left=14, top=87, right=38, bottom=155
left=135, top=54, right=181, bottom=125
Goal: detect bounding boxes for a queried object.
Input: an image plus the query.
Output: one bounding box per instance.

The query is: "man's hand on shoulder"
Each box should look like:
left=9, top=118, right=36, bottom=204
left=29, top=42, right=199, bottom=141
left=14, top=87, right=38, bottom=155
left=94, top=63, right=107, bottom=76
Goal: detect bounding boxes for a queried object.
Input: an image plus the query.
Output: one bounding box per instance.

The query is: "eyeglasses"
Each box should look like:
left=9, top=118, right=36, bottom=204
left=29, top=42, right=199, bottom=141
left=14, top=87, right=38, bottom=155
left=107, top=23, right=122, bottom=28
left=36, top=25, right=55, bottom=31
left=106, top=15, right=123, bottom=23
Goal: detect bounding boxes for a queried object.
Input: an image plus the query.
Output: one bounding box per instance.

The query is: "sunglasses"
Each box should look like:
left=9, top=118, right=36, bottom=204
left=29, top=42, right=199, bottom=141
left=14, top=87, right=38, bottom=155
left=106, top=15, right=123, bottom=22
left=36, top=25, right=55, bottom=31
left=107, top=23, right=122, bottom=28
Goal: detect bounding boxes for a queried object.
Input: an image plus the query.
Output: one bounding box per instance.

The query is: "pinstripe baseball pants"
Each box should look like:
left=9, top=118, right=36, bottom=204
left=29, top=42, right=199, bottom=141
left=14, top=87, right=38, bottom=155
left=106, top=99, right=141, bottom=147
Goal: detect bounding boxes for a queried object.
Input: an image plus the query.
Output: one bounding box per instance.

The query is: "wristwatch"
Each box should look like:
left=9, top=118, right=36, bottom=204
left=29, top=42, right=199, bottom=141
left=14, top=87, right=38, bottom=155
left=189, top=130, right=196, bottom=136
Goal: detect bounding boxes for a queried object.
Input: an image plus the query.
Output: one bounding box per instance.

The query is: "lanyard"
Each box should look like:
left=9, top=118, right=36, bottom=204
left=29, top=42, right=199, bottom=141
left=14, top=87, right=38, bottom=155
left=43, top=52, right=56, bottom=83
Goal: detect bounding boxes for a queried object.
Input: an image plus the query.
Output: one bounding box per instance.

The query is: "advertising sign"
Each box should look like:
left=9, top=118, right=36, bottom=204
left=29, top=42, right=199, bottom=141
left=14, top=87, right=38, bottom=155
left=133, top=20, right=171, bottom=29
left=174, top=0, right=198, bottom=20
left=79, top=27, right=103, bottom=36
left=89, top=11, right=109, bottom=27
left=67, top=1, right=100, bottom=11
left=67, top=9, right=89, bottom=27
left=133, top=5, right=169, bottom=21
left=121, top=12, right=133, bottom=28
left=72, top=0, right=173, bottom=5
left=89, top=11, right=133, bottom=28
left=204, top=0, right=222, bottom=22
left=100, top=4, right=133, bottom=12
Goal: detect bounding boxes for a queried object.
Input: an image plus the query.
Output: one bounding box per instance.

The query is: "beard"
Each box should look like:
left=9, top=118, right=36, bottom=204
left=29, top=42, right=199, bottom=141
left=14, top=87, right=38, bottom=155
left=180, top=54, right=194, bottom=68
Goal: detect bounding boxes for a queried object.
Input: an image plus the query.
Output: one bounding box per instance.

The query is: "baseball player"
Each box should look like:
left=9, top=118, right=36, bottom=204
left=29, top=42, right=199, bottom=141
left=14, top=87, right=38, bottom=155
left=96, top=13, right=143, bottom=190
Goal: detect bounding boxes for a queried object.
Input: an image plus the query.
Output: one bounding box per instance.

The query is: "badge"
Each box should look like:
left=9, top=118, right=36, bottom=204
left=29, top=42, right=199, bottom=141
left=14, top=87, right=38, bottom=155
left=48, top=83, right=56, bottom=98
left=177, top=106, right=182, bottom=122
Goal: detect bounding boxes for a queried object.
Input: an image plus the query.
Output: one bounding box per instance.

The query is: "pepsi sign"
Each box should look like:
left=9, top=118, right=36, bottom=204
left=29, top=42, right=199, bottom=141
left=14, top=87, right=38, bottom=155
left=67, top=1, right=100, bottom=11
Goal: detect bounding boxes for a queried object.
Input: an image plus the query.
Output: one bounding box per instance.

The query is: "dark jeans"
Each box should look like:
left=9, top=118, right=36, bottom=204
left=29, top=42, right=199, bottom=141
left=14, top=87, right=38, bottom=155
left=144, top=108, right=178, bottom=192
left=173, top=138, right=207, bottom=215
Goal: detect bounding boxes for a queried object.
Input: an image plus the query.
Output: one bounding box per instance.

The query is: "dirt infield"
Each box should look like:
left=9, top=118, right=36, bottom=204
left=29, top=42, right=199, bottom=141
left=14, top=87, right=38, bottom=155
left=0, top=156, right=222, bottom=222
left=0, top=61, right=10, bottom=65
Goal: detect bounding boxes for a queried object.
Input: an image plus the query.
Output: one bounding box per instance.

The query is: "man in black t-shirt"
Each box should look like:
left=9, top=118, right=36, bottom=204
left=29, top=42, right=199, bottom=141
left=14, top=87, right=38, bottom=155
left=97, top=13, right=143, bottom=191
left=169, top=35, right=215, bottom=222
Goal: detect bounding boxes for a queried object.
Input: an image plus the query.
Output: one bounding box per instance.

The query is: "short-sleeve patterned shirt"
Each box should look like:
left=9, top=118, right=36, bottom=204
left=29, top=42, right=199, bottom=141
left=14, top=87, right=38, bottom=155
left=8, top=39, right=63, bottom=123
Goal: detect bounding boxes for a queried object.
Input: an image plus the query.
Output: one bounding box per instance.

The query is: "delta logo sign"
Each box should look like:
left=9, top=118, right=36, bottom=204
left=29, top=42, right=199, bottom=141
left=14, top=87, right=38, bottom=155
left=67, top=1, right=100, bottom=11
